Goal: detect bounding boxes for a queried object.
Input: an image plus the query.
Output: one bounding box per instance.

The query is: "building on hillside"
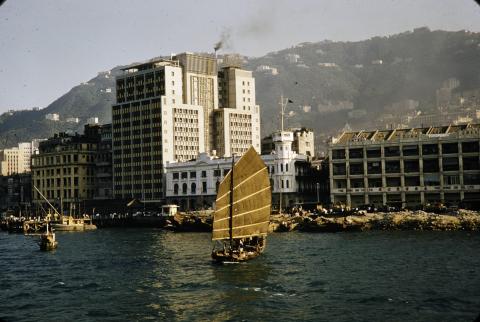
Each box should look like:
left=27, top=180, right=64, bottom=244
left=45, top=113, right=59, bottom=121
left=164, top=129, right=322, bottom=211
left=112, top=52, right=262, bottom=202
left=31, top=125, right=102, bottom=211
left=329, top=123, right=480, bottom=208
left=87, top=117, right=99, bottom=124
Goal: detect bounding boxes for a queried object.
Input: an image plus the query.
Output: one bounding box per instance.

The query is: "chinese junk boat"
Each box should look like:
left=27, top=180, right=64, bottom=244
left=212, top=146, right=271, bottom=263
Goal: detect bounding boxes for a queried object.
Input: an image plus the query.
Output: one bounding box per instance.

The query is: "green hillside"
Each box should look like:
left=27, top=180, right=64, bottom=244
left=1, top=28, right=479, bottom=152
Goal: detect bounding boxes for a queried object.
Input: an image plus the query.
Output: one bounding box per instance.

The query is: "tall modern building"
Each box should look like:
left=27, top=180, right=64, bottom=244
left=329, top=124, right=480, bottom=208
left=215, top=64, right=261, bottom=157
left=112, top=52, right=261, bottom=202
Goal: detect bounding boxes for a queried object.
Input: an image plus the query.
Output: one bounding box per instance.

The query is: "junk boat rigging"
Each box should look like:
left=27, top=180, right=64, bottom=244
left=211, top=146, right=271, bottom=263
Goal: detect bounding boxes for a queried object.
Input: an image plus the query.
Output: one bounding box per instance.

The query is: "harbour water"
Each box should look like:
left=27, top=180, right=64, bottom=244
left=0, top=229, right=479, bottom=321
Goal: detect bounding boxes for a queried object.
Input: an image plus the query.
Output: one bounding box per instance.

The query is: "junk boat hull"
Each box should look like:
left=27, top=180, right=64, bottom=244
left=212, top=237, right=266, bottom=263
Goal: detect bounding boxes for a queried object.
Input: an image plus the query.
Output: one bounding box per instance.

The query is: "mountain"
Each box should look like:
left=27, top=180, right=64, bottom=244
left=1, top=28, right=480, bottom=152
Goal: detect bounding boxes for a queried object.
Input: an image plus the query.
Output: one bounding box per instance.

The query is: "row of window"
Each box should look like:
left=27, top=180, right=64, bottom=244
left=334, top=173, right=480, bottom=188
left=332, top=141, right=479, bottom=159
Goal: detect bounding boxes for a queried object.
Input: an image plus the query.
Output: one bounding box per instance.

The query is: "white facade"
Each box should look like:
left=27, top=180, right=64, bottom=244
left=87, top=117, right=99, bottom=124
left=0, top=140, right=42, bottom=175
left=164, top=129, right=309, bottom=209
left=45, top=113, right=59, bottom=121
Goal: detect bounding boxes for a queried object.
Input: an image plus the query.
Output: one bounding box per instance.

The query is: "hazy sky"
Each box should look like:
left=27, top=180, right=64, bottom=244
left=1, top=0, right=480, bottom=112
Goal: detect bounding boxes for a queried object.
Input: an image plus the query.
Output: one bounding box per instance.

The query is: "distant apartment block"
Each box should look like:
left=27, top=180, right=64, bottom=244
left=87, top=117, right=99, bottom=124
left=66, top=117, right=80, bottom=123
left=329, top=124, right=480, bottom=208
left=0, top=141, right=43, bottom=176
left=45, top=113, right=59, bottom=121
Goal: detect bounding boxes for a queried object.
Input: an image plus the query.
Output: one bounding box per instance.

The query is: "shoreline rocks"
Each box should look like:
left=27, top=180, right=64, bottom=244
left=268, top=209, right=480, bottom=233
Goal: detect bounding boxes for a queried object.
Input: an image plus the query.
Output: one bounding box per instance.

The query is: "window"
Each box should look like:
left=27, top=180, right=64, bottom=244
left=423, top=144, right=438, bottom=155
left=190, top=171, right=196, bottom=178
left=349, top=148, right=363, bottom=159
left=173, top=172, right=179, bottom=180
left=402, top=145, right=418, bottom=156
left=191, top=182, right=196, bottom=194
left=443, top=157, right=459, bottom=171
left=442, top=143, right=458, bottom=154
left=332, top=149, right=345, bottom=160
left=384, top=146, right=400, bottom=157
left=213, top=169, right=221, bottom=176
left=182, top=183, right=187, bottom=194
left=201, top=171, right=207, bottom=178
left=202, top=182, right=207, bottom=193
left=333, top=163, right=346, bottom=175
left=366, top=148, right=381, bottom=158
left=367, top=162, right=381, bottom=174
left=174, top=184, right=178, bottom=194
left=181, top=172, right=188, bottom=179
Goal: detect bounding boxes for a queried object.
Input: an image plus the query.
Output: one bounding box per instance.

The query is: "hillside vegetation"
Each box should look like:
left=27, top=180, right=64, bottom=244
left=1, top=28, right=479, bottom=152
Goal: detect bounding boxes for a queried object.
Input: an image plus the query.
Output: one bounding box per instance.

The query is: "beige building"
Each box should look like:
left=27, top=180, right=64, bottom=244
left=291, top=128, right=315, bottom=157
left=112, top=53, right=261, bottom=201
left=215, top=65, right=261, bottom=157
left=0, top=141, right=42, bottom=176
left=329, top=124, right=480, bottom=208
left=31, top=125, right=101, bottom=208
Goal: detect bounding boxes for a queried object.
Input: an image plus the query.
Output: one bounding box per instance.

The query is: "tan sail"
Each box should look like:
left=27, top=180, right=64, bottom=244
left=212, top=147, right=271, bottom=241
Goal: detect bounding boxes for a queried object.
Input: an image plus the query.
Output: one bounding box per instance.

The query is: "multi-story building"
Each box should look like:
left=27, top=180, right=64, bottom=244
left=0, top=140, right=43, bottom=176
left=31, top=125, right=101, bottom=211
left=164, top=129, right=320, bottom=210
left=291, top=128, right=315, bottom=157
left=329, top=124, right=480, bottom=208
left=94, top=124, right=113, bottom=200
left=112, top=53, right=261, bottom=202
left=262, top=128, right=314, bottom=157
left=0, top=173, right=32, bottom=211
left=0, top=148, right=19, bottom=176
left=112, top=58, right=206, bottom=201
left=215, top=64, right=261, bottom=157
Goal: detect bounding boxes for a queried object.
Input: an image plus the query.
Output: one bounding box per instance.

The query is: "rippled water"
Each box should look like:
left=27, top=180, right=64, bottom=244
left=0, top=229, right=479, bottom=321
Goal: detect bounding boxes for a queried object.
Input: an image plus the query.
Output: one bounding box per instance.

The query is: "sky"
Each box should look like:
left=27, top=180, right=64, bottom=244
left=1, top=0, right=480, bottom=112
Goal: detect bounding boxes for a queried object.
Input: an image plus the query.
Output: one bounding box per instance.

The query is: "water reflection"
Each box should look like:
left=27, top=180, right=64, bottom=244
left=211, top=261, right=271, bottom=321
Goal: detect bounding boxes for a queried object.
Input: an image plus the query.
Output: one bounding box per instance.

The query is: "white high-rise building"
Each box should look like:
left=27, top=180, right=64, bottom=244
left=215, top=65, right=261, bottom=157
left=0, top=140, right=43, bottom=175
left=112, top=53, right=261, bottom=201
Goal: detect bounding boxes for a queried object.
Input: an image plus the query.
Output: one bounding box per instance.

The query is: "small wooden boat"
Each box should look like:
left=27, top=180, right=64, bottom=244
left=39, top=222, right=57, bottom=251
left=211, top=146, right=271, bottom=263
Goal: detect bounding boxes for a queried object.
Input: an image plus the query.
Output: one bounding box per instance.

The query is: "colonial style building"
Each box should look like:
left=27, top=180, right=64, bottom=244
left=262, top=127, right=314, bottom=157
left=164, top=129, right=320, bottom=211
left=329, top=124, right=480, bottom=208
left=31, top=125, right=102, bottom=210
left=112, top=52, right=261, bottom=202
